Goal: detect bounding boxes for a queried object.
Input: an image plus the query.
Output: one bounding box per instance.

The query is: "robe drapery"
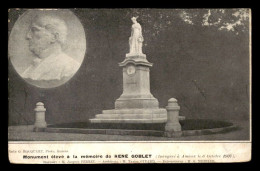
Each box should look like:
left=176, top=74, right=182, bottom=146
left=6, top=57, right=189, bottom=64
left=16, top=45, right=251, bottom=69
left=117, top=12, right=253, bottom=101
left=21, top=50, right=80, bottom=81
left=129, top=23, right=143, bottom=54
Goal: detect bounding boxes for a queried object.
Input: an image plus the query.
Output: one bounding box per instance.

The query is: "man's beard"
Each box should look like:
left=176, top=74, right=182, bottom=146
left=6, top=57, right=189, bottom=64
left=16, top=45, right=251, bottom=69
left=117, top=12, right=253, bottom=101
left=28, top=39, right=51, bottom=58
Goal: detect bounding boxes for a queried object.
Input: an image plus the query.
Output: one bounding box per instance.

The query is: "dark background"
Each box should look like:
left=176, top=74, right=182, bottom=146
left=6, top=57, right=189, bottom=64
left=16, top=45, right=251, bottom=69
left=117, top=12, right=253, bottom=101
left=8, top=9, right=250, bottom=126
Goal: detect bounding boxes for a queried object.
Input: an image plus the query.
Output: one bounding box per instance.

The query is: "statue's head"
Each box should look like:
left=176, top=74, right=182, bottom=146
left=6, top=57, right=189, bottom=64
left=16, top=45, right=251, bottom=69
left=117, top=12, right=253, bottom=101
left=26, top=15, right=68, bottom=57
left=131, top=16, right=138, bottom=23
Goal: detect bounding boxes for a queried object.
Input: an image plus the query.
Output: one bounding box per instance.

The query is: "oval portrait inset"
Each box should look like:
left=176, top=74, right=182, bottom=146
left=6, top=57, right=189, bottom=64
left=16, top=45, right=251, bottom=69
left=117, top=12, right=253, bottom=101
left=8, top=9, right=86, bottom=88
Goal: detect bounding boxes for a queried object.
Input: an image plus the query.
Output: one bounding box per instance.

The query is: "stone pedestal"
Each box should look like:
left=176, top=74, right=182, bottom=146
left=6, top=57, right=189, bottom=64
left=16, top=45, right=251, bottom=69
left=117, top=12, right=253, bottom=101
left=90, top=54, right=167, bottom=123
left=164, top=98, right=182, bottom=137
left=34, top=102, right=47, bottom=129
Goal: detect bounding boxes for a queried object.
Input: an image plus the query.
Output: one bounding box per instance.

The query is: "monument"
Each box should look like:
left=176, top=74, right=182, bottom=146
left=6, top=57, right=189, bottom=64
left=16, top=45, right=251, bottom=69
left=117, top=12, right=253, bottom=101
left=34, top=102, right=47, bottom=131
left=90, top=17, right=168, bottom=123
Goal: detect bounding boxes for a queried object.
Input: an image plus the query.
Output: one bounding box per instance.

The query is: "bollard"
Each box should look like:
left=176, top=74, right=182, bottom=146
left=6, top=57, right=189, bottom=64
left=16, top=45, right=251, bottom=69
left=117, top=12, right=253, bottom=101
left=34, top=102, right=47, bottom=131
left=165, top=98, right=182, bottom=137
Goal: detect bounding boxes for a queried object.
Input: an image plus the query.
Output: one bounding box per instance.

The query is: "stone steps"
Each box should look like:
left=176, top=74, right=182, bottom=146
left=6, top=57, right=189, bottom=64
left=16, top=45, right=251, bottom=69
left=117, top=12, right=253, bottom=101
left=95, top=113, right=167, bottom=119
left=89, top=118, right=167, bottom=123
left=102, top=108, right=167, bottom=114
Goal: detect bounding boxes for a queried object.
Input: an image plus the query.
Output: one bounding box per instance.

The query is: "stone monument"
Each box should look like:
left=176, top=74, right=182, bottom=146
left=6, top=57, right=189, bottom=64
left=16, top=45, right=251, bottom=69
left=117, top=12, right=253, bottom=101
left=164, top=98, right=182, bottom=137
left=34, top=102, right=47, bottom=131
left=90, top=17, right=167, bottom=123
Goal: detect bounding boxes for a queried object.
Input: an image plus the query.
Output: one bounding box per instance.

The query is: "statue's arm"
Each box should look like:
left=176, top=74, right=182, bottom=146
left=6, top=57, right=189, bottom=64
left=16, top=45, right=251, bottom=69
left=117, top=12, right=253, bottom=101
left=139, top=24, right=143, bottom=41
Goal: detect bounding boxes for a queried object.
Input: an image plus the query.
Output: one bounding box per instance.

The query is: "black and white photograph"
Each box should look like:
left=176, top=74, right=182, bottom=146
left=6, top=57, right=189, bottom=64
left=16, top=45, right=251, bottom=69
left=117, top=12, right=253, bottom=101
left=8, top=8, right=251, bottom=163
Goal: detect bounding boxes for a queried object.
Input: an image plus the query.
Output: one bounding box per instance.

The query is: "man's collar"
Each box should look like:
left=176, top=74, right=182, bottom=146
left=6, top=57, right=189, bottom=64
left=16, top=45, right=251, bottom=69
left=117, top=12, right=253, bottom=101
left=32, top=57, right=43, bottom=66
left=38, top=44, right=62, bottom=59
left=34, top=45, right=63, bottom=65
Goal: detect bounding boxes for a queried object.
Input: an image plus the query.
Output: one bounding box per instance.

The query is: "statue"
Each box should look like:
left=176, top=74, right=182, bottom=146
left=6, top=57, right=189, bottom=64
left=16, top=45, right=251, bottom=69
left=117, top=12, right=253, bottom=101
left=90, top=15, right=167, bottom=125
left=128, top=16, right=144, bottom=56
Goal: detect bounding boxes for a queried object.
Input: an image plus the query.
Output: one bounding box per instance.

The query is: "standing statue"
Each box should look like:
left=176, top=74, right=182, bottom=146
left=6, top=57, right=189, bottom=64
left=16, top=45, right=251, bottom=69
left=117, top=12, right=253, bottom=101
left=128, top=16, right=144, bottom=56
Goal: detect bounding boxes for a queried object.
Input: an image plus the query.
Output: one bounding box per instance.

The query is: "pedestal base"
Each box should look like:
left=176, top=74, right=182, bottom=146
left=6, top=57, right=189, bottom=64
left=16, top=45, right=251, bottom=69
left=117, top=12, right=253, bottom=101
left=115, top=97, right=159, bottom=109
left=89, top=53, right=168, bottom=124
left=165, top=122, right=182, bottom=132
left=89, top=108, right=167, bottom=123
left=34, top=121, right=47, bottom=128
left=164, top=131, right=183, bottom=138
